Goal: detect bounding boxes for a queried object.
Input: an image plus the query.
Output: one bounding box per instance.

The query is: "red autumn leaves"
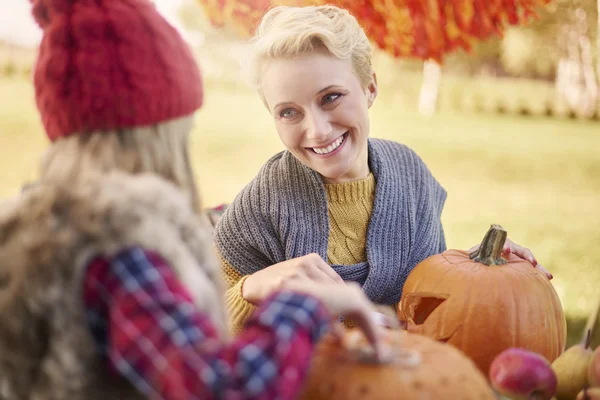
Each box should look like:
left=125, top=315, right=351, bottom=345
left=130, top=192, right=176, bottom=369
left=196, top=0, right=551, bottom=62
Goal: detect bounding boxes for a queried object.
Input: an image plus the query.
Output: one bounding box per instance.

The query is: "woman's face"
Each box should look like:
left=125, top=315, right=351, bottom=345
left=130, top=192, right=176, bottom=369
left=260, top=51, right=377, bottom=184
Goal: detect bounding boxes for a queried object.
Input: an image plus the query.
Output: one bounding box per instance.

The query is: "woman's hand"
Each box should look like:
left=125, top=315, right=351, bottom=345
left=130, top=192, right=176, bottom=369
left=282, top=279, right=391, bottom=363
left=242, top=253, right=345, bottom=304
left=468, top=237, right=553, bottom=280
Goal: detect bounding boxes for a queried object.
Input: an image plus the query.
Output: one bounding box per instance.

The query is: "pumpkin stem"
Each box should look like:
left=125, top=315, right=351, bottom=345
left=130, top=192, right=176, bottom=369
left=469, top=224, right=507, bottom=266
left=582, top=328, right=592, bottom=349
left=582, top=293, right=600, bottom=347
left=582, top=386, right=591, bottom=400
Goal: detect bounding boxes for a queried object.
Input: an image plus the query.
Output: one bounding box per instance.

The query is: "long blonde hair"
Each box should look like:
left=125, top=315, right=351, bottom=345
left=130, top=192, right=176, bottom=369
left=39, top=115, right=202, bottom=212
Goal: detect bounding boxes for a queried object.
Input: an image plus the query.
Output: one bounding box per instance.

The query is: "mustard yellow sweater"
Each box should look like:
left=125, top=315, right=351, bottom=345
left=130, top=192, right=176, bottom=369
left=221, top=173, right=376, bottom=336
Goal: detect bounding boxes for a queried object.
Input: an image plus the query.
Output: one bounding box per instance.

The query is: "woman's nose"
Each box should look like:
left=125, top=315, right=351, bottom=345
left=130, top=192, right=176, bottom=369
left=305, top=111, right=332, bottom=142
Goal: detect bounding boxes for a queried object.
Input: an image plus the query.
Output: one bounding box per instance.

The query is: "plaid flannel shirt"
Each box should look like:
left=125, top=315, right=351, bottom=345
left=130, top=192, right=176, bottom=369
left=83, top=247, right=330, bottom=400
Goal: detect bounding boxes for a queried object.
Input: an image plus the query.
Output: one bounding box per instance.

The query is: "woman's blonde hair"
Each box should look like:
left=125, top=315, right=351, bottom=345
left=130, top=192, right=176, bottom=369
left=244, top=5, right=373, bottom=89
left=40, top=115, right=202, bottom=212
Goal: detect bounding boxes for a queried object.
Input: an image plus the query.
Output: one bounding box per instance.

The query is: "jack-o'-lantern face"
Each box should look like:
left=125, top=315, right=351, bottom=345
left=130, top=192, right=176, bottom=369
left=398, top=247, right=566, bottom=375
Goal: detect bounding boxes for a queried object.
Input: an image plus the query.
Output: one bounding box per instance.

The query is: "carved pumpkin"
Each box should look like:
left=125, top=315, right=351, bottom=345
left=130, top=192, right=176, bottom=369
left=397, top=224, right=567, bottom=376
left=298, top=328, right=496, bottom=399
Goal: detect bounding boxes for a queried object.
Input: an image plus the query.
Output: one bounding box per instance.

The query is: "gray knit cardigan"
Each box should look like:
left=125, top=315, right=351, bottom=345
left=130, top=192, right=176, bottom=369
left=214, top=138, right=447, bottom=305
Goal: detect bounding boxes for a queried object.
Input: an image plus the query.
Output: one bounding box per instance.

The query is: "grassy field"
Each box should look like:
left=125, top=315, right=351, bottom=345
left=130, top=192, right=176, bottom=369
left=1, top=76, right=599, bottom=347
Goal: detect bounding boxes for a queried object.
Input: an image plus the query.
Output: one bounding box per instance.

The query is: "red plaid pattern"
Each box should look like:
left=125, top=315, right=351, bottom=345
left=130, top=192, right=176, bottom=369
left=83, top=247, right=330, bottom=400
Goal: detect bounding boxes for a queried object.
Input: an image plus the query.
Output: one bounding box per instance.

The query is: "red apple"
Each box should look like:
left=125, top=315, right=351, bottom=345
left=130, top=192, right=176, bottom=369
left=490, top=348, right=557, bottom=400
left=589, top=347, right=600, bottom=387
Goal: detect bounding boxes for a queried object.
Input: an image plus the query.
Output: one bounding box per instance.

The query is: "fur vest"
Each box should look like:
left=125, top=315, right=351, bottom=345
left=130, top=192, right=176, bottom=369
left=0, top=172, right=227, bottom=400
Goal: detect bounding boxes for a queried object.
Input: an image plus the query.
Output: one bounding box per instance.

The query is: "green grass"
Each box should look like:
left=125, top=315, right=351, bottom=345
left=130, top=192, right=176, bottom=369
left=1, top=76, right=599, bottom=347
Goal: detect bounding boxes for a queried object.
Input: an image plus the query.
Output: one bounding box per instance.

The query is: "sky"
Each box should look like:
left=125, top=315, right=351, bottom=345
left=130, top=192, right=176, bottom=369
left=0, top=0, right=186, bottom=47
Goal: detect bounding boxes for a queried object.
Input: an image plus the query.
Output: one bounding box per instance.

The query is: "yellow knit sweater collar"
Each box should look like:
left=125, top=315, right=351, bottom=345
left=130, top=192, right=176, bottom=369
left=323, top=173, right=375, bottom=203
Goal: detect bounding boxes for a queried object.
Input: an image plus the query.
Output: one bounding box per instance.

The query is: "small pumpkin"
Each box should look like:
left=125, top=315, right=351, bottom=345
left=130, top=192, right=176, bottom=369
left=298, top=328, right=496, bottom=399
left=397, top=224, right=567, bottom=376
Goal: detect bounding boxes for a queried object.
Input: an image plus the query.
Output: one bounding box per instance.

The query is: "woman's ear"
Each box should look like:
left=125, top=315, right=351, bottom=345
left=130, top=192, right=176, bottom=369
left=366, top=71, right=378, bottom=108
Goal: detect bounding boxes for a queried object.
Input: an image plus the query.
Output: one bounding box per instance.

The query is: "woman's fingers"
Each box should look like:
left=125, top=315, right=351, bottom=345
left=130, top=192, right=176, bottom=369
left=313, top=255, right=345, bottom=284
left=534, top=263, right=553, bottom=280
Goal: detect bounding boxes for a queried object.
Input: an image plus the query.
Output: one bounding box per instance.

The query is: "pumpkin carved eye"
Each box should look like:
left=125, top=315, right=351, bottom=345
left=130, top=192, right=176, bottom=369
left=402, top=293, right=449, bottom=325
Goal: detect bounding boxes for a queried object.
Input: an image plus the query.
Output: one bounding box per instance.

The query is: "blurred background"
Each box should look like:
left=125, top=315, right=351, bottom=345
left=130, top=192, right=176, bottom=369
left=0, top=0, right=598, bottom=346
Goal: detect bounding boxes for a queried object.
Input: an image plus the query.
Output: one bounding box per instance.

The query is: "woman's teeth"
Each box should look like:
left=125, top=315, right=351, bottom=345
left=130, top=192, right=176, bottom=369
left=313, top=134, right=345, bottom=155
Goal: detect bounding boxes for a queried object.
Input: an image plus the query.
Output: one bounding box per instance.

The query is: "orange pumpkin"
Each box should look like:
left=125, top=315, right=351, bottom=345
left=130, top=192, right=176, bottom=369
left=397, top=224, right=567, bottom=376
left=298, top=328, right=496, bottom=399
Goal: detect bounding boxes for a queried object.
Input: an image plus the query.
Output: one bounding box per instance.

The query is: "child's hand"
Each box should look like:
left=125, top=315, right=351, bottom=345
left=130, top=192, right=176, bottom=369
left=282, top=280, right=391, bottom=363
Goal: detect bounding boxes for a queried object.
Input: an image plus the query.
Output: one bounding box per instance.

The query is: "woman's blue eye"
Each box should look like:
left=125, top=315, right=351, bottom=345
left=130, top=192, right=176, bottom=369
left=323, top=93, right=342, bottom=104
left=280, top=109, right=296, bottom=119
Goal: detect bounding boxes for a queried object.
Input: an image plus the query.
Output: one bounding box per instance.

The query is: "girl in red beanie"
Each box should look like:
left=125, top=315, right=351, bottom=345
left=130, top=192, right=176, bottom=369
left=0, top=1, right=388, bottom=399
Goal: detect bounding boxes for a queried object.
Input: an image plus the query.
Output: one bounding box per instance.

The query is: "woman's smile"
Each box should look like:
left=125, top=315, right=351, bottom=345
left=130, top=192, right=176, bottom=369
left=308, top=131, right=348, bottom=156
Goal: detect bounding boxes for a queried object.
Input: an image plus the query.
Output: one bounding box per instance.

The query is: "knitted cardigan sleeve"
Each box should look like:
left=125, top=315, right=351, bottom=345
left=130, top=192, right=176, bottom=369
left=410, top=149, right=447, bottom=260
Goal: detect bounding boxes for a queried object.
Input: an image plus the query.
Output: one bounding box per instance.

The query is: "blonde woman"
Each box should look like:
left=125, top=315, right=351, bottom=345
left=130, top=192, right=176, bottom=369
left=215, top=5, right=553, bottom=335
left=0, top=1, right=387, bottom=399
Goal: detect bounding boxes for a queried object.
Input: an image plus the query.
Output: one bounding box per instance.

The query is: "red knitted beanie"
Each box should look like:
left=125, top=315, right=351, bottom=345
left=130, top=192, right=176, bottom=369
left=30, top=0, right=203, bottom=142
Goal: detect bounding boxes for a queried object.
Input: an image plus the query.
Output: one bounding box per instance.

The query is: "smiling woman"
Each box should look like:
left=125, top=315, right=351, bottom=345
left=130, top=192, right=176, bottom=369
left=213, top=7, right=444, bottom=335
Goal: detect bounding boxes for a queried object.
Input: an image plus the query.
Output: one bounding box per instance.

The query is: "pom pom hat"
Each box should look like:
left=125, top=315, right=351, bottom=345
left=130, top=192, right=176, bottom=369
left=30, top=0, right=203, bottom=141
